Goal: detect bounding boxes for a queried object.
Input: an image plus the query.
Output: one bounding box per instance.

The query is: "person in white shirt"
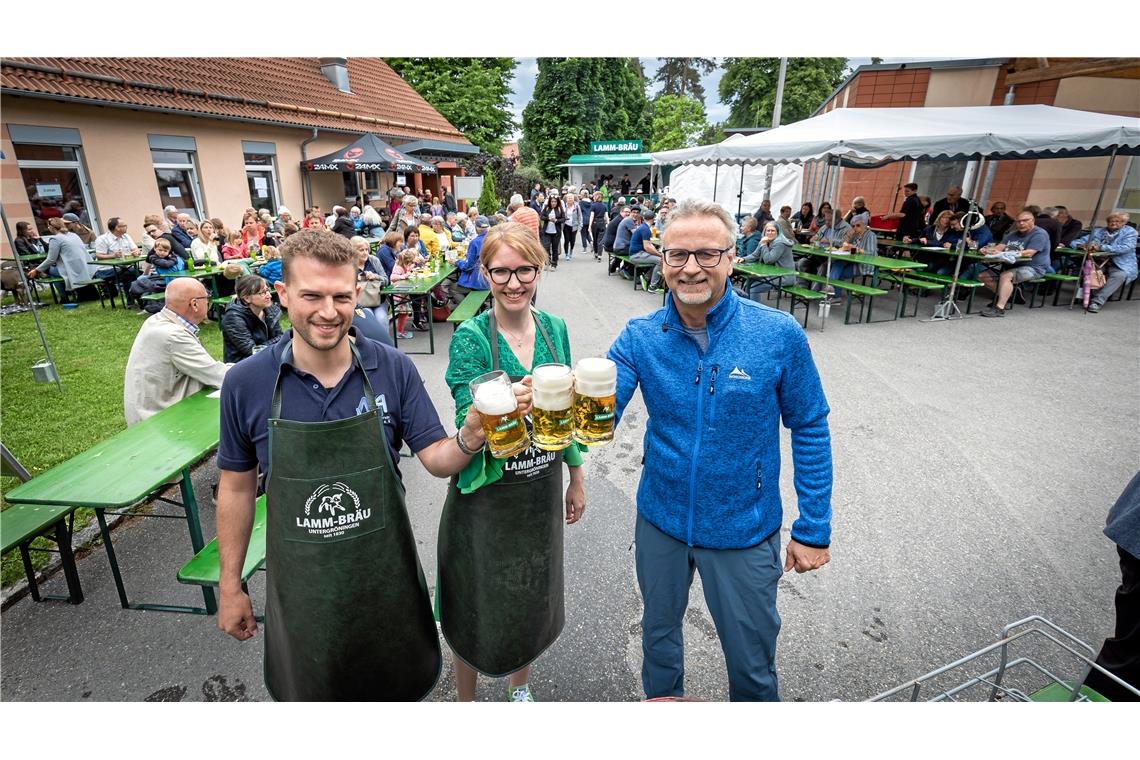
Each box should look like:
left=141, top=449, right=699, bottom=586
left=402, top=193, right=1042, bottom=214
left=123, top=277, right=230, bottom=425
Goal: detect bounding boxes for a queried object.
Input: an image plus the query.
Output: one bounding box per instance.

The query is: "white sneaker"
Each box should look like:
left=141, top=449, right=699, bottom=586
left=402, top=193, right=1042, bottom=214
left=509, top=684, right=535, bottom=702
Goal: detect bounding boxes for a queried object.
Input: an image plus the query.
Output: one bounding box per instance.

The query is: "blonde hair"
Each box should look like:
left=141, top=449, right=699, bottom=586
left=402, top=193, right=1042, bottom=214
left=261, top=245, right=281, bottom=260
left=479, top=222, right=547, bottom=270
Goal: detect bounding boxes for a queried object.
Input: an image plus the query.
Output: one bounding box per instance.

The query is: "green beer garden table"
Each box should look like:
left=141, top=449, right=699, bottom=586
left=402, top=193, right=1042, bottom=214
left=380, top=262, right=457, bottom=355
left=4, top=390, right=222, bottom=615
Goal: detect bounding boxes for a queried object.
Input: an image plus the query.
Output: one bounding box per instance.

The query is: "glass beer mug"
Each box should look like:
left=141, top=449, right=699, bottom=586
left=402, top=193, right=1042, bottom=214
left=531, top=363, right=575, bottom=451
left=572, top=357, right=617, bottom=446
left=469, top=370, right=531, bottom=459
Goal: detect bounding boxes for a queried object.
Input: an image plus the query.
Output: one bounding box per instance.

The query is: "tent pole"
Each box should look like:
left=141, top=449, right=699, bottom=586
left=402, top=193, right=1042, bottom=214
left=1070, top=145, right=1119, bottom=311
left=712, top=160, right=720, bottom=203
left=737, top=164, right=746, bottom=218
left=1, top=206, right=63, bottom=392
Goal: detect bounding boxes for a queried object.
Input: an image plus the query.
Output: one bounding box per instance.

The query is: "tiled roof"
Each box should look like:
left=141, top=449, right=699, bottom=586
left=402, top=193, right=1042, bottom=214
left=1, top=57, right=472, bottom=145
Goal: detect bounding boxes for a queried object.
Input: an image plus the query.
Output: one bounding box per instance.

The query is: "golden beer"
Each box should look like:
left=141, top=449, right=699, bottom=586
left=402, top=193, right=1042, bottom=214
left=477, top=408, right=531, bottom=459
left=470, top=370, right=531, bottom=459
left=572, top=392, right=617, bottom=445
left=531, top=363, right=574, bottom=450
left=532, top=406, right=575, bottom=450
left=572, top=357, right=618, bottom=446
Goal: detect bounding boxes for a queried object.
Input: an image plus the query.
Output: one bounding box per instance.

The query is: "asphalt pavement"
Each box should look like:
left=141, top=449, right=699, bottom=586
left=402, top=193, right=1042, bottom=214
left=2, top=247, right=1137, bottom=702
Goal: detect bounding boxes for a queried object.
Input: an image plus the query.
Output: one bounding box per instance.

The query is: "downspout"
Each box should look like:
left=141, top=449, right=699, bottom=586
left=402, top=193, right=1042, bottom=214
left=300, top=127, right=319, bottom=210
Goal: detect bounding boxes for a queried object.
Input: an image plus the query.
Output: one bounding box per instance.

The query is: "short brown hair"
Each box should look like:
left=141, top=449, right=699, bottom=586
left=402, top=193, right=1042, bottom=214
left=279, top=228, right=356, bottom=283
left=382, top=230, right=403, bottom=248
left=143, top=213, right=163, bottom=227
left=153, top=237, right=171, bottom=252
left=479, top=222, right=547, bottom=270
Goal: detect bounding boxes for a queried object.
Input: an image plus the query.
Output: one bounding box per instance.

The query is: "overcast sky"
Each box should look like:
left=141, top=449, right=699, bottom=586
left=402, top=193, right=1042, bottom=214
left=507, top=58, right=937, bottom=140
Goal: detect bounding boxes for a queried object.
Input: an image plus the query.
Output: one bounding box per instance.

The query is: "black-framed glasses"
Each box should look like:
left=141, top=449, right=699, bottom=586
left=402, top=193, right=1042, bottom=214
left=487, top=265, right=540, bottom=284
left=662, top=247, right=733, bottom=268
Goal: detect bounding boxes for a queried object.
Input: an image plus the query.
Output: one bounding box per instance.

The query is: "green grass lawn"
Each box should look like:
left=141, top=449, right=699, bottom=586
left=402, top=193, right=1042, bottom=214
left=0, top=298, right=228, bottom=587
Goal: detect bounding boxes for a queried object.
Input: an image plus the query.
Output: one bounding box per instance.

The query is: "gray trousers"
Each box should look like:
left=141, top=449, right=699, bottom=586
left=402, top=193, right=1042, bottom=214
left=1091, top=263, right=1131, bottom=307
left=628, top=252, right=662, bottom=287
left=635, top=514, right=782, bottom=701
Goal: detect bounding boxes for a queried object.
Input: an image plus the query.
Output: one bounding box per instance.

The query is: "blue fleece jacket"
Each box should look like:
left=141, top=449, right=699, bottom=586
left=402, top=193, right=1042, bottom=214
left=608, top=285, right=833, bottom=550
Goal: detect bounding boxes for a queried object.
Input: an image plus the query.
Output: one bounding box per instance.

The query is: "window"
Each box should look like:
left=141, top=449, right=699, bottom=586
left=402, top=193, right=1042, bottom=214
left=13, top=140, right=98, bottom=236
left=244, top=152, right=281, bottom=212
left=149, top=135, right=205, bottom=220
left=912, top=160, right=970, bottom=204
left=1116, top=157, right=1140, bottom=215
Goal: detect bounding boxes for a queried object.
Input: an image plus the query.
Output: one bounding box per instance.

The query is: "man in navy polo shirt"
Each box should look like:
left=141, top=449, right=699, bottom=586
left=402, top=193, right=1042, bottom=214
left=215, top=229, right=512, bottom=656
left=627, top=208, right=663, bottom=293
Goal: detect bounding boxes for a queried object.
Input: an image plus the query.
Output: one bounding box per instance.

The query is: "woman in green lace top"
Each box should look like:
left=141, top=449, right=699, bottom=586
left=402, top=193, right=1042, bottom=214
left=438, top=223, right=586, bottom=702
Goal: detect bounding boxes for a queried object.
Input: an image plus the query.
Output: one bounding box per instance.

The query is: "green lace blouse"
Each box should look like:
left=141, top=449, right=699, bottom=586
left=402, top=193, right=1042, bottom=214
left=445, top=308, right=585, bottom=493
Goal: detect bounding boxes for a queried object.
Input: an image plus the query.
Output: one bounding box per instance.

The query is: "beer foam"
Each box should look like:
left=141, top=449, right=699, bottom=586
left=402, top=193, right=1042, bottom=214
left=575, top=357, right=617, bottom=383
left=532, top=364, right=572, bottom=382
left=473, top=381, right=517, bottom=415
left=575, top=380, right=616, bottom=397
left=533, top=389, right=572, bottom=411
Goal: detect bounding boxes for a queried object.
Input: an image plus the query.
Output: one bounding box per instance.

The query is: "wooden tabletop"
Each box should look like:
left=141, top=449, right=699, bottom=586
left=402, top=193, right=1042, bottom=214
left=5, top=390, right=221, bottom=509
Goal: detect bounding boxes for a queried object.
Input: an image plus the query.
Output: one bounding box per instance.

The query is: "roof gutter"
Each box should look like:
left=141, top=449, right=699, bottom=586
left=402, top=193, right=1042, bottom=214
left=301, top=127, right=319, bottom=210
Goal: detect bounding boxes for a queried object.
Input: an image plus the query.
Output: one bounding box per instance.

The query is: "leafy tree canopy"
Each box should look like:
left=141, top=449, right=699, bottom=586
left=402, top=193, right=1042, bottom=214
left=719, top=58, right=847, bottom=128
left=648, top=95, right=707, bottom=152
left=385, top=58, right=516, bottom=155
left=653, top=58, right=717, bottom=103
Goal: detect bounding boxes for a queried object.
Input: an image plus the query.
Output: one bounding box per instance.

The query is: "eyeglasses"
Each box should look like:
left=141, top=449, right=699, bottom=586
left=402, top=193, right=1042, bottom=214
left=188, top=296, right=207, bottom=306
left=662, top=247, right=733, bottom=268
left=486, top=265, right=539, bottom=284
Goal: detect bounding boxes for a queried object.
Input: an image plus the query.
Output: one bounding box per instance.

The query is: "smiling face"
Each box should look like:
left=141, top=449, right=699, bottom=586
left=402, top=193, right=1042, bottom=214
left=661, top=213, right=735, bottom=307
left=275, top=255, right=356, bottom=353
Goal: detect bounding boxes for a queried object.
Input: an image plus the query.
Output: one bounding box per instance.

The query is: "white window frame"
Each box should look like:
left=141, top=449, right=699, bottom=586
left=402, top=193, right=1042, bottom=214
left=1114, top=156, right=1140, bottom=216
left=244, top=154, right=282, bottom=212
left=15, top=146, right=101, bottom=234
left=152, top=151, right=206, bottom=221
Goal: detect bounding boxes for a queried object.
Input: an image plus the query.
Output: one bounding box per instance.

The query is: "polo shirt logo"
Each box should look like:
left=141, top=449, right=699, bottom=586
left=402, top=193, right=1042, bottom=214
left=355, top=393, right=389, bottom=416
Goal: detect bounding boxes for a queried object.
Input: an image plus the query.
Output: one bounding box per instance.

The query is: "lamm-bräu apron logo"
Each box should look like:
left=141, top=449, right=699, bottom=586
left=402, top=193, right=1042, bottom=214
left=298, top=481, right=371, bottom=539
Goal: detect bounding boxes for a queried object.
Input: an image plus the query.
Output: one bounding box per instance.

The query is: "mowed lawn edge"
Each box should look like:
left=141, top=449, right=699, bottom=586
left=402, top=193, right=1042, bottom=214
left=0, top=300, right=230, bottom=587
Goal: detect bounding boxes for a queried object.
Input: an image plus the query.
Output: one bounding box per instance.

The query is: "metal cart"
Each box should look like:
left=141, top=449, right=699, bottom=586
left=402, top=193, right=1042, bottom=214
left=867, top=616, right=1139, bottom=702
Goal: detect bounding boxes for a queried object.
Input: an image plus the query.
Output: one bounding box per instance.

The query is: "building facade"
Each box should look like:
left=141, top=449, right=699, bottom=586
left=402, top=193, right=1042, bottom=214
left=804, top=58, right=1140, bottom=225
left=1, top=57, right=477, bottom=250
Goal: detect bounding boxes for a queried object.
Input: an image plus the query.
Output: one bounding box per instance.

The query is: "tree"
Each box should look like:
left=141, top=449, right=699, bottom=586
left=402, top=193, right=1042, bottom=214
left=698, top=120, right=727, bottom=146
left=384, top=58, right=516, bottom=155
left=718, top=58, right=848, bottom=128
left=648, top=95, right=707, bottom=152
left=477, top=169, right=499, bottom=217
left=653, top=58, right=717, bottom=103
left=521, top=58, right=649, bottom=179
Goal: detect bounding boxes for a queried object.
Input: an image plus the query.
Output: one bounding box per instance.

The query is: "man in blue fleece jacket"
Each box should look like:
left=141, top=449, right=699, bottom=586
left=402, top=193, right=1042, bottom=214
left=608, top=199, right=833, bottom=702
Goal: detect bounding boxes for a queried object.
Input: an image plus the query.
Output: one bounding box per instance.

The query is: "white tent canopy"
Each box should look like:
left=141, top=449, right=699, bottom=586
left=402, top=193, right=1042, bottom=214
left=667, top=163, right=802, bottom=218
left=652, top=105, right=1140, bottom=167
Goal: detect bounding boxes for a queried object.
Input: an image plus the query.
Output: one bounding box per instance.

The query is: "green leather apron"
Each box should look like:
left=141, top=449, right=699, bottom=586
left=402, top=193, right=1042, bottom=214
left=263, top=342, right=441, bottom=701
left=437, top=310, right=566, bottom=677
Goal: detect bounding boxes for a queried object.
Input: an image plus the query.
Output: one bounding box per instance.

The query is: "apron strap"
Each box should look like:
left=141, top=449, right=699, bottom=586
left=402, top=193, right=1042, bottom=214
left=271, top=339, right=377, bottom=419
left=488, top=307, right=558, bottom=374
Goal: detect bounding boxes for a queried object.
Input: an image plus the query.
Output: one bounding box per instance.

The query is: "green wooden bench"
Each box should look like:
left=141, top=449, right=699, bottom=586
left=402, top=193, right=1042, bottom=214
left=609, top=254, right=655, bottom=290
left=1, top=443, right=83, bottom=604
left=798, top=273, right=891, bottom=324
left=775, top=285, right=825, bottom=328
left=906, top=272, right=985, bottom=313
left=877, top=273, right=946, bottom=318
left=177, top=494, right=267, bottom=589
left=1043, top=272, right=1081, bottom=306
left=445, top=289, right=491, bottom=329
left=74, top=278, right=121, bottom=309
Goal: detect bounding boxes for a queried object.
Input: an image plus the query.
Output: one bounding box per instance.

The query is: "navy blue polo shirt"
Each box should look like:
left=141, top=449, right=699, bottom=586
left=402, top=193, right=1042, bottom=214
left=628, top=222, right=653, bottom=255
left=218, top=329, right=446, bottom=482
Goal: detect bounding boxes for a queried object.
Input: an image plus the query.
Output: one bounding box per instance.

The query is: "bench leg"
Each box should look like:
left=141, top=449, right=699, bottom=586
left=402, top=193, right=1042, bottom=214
left=18, top=543, right=42, bottom=602
left=96, top=507, right=131, bottom=609
left=179, top=468, right=217, bottom=615
left=56, top=517, right=84, bottom=604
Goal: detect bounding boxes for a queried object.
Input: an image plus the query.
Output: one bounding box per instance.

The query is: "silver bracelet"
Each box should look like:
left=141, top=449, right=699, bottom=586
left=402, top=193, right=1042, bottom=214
left=455, top=428, right=483, bottom=456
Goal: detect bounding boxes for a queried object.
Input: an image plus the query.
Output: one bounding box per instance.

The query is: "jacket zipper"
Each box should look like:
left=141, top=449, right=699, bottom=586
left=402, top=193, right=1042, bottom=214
left=687, top=361, right=704, bottom=546
left=707, top=364, right=719, bottom=426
